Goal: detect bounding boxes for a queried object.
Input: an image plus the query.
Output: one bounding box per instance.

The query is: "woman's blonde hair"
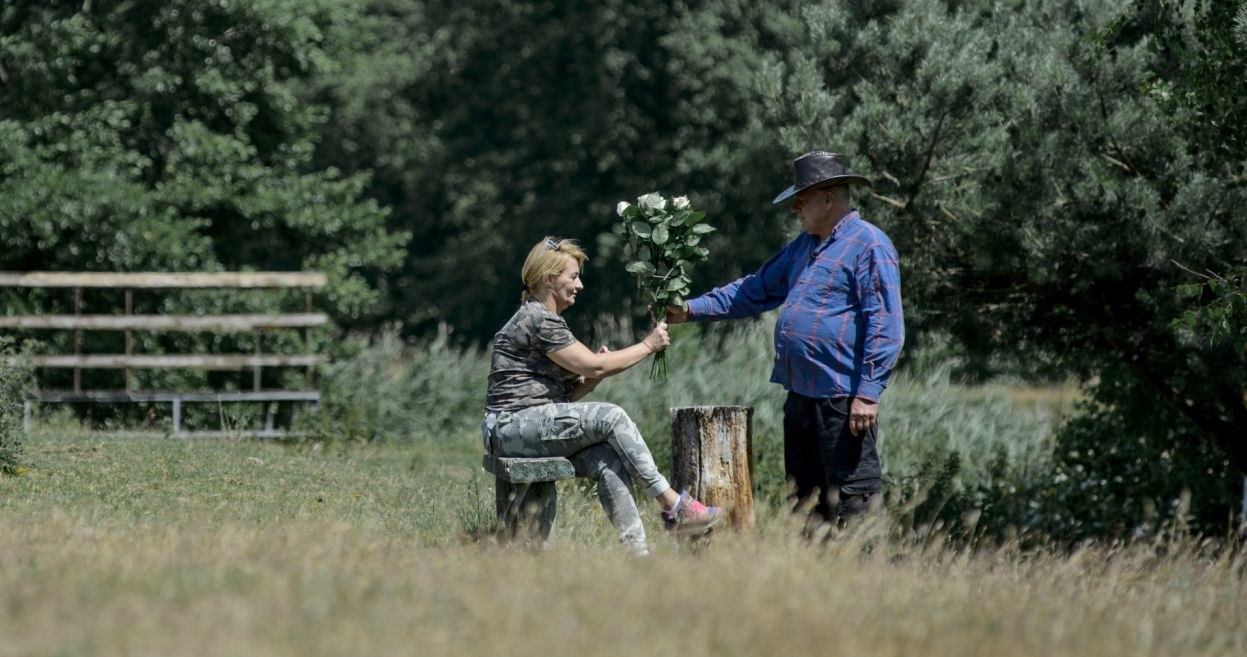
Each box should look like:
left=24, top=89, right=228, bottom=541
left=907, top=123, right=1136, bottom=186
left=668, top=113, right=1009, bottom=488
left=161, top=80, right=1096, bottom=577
left=520, top=237, right=587, bottom=303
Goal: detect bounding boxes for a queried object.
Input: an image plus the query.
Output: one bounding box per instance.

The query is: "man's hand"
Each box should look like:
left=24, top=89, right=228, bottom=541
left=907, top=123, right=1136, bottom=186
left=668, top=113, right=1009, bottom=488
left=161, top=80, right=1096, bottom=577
left=849, top=397, right=878, bottom=436
left=665, top=302, right=689, bottom=325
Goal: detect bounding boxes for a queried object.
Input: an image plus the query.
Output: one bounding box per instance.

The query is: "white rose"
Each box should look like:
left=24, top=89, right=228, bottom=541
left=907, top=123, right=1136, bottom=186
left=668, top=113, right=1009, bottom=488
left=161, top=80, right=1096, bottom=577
left=673, top=196, right=690, bottom=210
left=638, top=192, right=665, bottom=212
left=616, top=201, right=631, bottom=216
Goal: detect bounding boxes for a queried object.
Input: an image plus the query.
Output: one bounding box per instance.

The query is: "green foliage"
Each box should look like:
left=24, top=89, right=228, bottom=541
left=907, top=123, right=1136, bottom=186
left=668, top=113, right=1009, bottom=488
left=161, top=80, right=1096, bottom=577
left=0, top=1, right=406, bottom=320
left=1174, top=265, right=1247, bottom=359
left=1042, top=366, right=1242, bottom=539
left=0, top=340, right=33, bottom=475
left=310, top=0, right=800, bottom=337
left=760, top=0, right=1247, bottom=473
left=1120, top=0, right=1247, bottom=168
left=305, top=326, right=490, bottom=443
left=617, top=194, right=714, bottom=309
left=317, top=317, right=1084, bottom=538
left=616, top=192, right=715, bottom=380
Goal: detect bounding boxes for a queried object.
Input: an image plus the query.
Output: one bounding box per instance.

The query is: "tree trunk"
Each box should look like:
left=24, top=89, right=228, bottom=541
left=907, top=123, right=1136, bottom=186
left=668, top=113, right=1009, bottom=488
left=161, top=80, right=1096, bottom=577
left=670, top=405, right=754, bottom=531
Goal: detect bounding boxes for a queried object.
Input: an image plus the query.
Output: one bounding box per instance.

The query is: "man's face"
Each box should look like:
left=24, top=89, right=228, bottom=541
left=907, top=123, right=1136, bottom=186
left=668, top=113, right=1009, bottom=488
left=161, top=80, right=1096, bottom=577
left=546, top=256, right=584, bottom=312
left=790, top=188, right=832, bottom=234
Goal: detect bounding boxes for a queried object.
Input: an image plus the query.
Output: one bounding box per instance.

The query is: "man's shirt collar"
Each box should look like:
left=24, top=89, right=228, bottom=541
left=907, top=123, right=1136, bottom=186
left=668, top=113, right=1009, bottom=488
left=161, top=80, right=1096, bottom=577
left=813, top=209, right=860, bottom=256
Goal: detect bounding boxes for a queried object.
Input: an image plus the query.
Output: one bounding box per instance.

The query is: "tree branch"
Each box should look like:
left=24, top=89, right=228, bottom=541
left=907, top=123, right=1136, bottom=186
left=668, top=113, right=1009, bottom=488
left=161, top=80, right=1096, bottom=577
left=904, top=109, right=949, bottom=211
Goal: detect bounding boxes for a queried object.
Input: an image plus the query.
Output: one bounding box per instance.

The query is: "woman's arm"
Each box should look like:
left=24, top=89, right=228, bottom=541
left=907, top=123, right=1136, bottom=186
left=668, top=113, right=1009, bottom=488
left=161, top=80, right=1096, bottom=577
left=548, top=323, right=669, bottom=380
left=567, top=346, right=608, bottom=401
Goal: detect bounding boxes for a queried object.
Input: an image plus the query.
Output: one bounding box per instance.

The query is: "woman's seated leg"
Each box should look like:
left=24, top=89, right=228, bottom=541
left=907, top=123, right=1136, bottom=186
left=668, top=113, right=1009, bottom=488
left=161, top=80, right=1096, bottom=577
left=492, top=401, right=671, bottom=499
left=567, top=443, right=647, bottom=555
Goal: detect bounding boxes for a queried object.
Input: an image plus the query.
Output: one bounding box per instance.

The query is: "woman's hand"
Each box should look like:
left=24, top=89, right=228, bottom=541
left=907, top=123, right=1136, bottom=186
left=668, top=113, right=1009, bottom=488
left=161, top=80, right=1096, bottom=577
left=549, top=330, right=667, bottom=380
left=643, top=321, right=670, bottom=353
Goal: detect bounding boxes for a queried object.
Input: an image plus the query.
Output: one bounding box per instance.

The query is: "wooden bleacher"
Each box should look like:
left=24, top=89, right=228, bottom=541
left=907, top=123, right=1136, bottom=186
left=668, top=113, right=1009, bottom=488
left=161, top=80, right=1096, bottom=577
left=0, top=272, right=328, bottom=437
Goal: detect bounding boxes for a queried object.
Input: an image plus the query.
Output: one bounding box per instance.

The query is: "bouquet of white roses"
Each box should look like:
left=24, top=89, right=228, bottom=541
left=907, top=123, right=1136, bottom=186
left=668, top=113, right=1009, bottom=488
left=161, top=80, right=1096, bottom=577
left=615, top=192, right=716, bottom=381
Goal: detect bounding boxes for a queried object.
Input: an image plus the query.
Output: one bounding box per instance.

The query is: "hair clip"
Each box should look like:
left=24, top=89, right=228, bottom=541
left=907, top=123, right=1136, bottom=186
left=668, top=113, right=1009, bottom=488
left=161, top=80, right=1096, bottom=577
left=545, top=238, right=562, bottom=250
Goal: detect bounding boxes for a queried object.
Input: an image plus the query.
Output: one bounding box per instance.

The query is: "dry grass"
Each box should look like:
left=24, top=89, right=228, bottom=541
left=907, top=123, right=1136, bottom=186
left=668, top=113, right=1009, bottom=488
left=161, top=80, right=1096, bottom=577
left=2, top=430, right=1244, bottom=657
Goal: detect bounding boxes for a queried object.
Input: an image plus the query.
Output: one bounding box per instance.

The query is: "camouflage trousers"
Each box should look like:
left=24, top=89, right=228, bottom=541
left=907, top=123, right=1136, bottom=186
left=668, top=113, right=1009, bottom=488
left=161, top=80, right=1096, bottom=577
left=482, top=402, right=672, bottom=552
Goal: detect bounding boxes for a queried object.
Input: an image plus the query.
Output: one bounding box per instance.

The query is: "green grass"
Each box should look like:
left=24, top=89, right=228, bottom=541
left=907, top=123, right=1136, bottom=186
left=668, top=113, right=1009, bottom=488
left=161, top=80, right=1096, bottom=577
left=2, top=429, right=1245, bottom=657
left=2, top=428, right=490, bottom=544
left=4, top=319, right=1238, bottom=655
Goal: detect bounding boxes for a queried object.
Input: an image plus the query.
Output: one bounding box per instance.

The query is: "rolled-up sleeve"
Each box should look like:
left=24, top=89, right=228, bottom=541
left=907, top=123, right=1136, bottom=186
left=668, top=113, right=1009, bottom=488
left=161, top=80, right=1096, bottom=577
left=853, top=242, right=905, bottom=401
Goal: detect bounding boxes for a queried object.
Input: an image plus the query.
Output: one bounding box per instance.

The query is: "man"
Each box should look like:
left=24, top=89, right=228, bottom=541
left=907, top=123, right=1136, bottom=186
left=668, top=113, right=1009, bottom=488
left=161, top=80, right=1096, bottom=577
left=666, top=151, right=904, bottom=525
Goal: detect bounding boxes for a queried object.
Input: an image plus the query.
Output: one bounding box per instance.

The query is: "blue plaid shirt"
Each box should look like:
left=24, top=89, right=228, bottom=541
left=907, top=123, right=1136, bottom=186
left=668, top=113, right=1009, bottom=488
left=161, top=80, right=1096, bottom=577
left=686, top=211, right=904, bottom=401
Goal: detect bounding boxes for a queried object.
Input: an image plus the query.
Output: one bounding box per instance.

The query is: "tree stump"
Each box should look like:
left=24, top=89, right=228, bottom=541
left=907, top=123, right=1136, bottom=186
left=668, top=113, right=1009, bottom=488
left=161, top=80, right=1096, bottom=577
left=670, top=405, right=755, bottom=531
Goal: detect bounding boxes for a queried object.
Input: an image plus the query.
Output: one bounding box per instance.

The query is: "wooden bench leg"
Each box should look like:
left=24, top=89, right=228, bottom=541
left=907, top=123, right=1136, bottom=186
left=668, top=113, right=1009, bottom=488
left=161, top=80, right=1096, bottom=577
left=495, top=478, right=558, bottom=549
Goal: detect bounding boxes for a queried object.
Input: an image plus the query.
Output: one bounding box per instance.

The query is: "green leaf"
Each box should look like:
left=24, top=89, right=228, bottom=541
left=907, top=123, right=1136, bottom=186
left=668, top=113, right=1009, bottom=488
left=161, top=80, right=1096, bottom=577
left=692, top=223, right=716, bottom=235
left=685, top=234, right=701, bottom=247
left=632, top=223, right=652, bottom=239
left=684, top=210, right=707, bottom=226
left=637, top=244, right=651, bottom=261
left=626, top=261, right=655, bottom=276
left=667, top=277, right=686, bottom=291
left=652, top=224, right=669, bottom=245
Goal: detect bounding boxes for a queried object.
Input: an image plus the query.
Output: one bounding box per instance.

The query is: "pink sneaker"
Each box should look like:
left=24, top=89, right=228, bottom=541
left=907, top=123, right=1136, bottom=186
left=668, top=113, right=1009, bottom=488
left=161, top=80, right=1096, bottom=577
left=662, top=491, right=724, bottom=535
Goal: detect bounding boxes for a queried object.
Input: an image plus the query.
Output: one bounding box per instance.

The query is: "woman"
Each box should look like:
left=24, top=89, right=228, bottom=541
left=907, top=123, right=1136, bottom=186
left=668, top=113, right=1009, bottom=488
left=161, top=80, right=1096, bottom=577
left=482, top=237, right=722, bottom=554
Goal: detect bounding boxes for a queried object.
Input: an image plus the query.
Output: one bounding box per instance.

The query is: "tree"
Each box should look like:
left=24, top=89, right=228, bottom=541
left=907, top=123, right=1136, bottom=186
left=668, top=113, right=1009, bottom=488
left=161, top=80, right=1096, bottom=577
left=760, top=0, right=1247, bottom=491
left=0, top=0, right=406, bottom=321
left=310, top=0, right=804, bottom=338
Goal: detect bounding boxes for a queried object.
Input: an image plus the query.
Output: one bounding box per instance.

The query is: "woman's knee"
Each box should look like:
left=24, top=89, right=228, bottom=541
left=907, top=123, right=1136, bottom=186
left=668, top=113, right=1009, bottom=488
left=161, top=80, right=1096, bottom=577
left=588, top=402, right=634, bottom=431
left=570, top=443, right=629, bottom=480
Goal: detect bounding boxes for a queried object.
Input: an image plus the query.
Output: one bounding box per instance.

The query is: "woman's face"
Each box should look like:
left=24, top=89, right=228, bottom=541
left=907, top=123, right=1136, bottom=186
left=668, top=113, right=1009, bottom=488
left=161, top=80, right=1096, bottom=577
left=545, top=256, right=584, bottom=312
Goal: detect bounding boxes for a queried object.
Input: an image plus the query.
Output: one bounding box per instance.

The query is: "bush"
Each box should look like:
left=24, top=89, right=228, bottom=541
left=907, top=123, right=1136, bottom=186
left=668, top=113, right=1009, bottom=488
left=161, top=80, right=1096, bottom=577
left=306, top=325, right=489, bottom=443
left=313, top=314, right=1247, bottom=541
left=0, top=340, right=33, bottom=474
left=314, top=316, right=1063, bottom=539
left=1037, top=366, right=1243, bottom=540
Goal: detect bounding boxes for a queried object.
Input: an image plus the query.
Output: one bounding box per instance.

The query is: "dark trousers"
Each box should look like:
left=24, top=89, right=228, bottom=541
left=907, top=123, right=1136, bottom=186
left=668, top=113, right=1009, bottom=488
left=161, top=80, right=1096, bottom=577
left=783, top=391, right=882, bottom=523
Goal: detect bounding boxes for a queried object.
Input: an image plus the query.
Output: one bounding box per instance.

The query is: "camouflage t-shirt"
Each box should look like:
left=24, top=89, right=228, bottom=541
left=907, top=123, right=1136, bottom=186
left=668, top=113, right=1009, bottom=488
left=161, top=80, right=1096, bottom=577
left=485, top=300, right=581, bottom=412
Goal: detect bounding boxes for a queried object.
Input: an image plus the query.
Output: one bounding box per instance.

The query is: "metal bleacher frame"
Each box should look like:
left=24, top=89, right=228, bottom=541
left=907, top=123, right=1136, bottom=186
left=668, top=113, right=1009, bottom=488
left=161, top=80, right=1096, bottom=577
left=1, top=272, right=328, bottom=438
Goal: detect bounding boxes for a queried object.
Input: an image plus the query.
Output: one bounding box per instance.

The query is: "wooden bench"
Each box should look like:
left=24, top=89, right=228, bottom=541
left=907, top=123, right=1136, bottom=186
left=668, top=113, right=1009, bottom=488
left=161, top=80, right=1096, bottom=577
left=1, top=271, right=327, bottom=437
left=482, top=453, right=575, bottom=546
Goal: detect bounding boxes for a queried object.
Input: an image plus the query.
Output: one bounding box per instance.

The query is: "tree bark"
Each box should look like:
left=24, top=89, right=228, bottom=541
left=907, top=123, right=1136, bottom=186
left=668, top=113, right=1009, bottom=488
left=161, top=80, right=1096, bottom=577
left=670, top=405, right=754, bottom=531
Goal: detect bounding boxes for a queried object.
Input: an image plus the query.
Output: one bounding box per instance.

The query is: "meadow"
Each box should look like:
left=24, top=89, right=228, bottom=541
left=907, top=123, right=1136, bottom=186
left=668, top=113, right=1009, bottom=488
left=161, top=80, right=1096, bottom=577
left=2, top=427, right=1244, bottom=657
left=2, top=319, right=1244, bottom=656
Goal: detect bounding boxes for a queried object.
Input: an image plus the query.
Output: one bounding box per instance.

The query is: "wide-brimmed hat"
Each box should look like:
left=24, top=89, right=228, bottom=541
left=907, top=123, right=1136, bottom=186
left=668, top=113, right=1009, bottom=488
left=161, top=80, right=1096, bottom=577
left=772, top=151, right=871, bottom=205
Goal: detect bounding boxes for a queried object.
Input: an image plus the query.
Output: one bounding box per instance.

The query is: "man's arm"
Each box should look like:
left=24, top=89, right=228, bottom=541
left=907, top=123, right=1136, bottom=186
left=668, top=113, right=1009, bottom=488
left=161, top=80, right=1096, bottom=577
left=854, top=242, right=906, bottom=403
left=667, top=239, right=799, bottom=323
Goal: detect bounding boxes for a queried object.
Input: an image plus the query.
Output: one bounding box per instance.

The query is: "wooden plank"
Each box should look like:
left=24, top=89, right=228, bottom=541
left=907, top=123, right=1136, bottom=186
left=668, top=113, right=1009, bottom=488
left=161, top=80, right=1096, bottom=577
left=482, top=454, right=576, bottom=483
left=0, top=314, right=330, bottom=331
left=17, top=354, right=325, bottom=369
left=35, top=390, right=320, bottom=403
left=0, top=272, right=327, bottom=289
